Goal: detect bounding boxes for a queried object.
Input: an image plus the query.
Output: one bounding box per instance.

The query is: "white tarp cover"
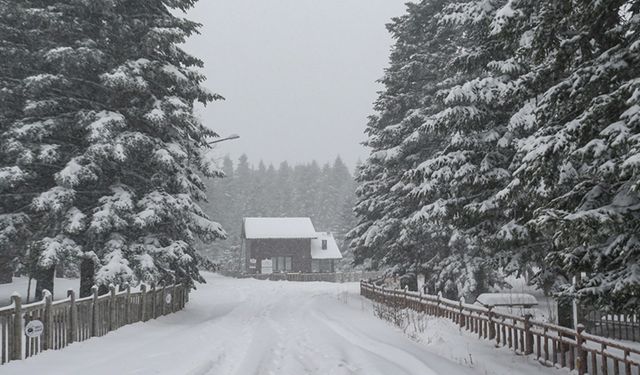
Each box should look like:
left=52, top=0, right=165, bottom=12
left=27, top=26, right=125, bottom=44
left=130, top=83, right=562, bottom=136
left=243, top=217, right=317, bottom=239
left=475, top=293, right=538, bottom=307
left=310, top=232, right=343, bottom=260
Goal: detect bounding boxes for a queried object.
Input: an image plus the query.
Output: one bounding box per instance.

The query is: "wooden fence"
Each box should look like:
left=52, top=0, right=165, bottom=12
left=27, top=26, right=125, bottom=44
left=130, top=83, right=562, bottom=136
left=361, top=281, right=640, bottom=375
left=221, top=271, right=383, bottom=283
left=583, top=310, right=640, bottom=342
left=0, top=282, right=189, bottom=366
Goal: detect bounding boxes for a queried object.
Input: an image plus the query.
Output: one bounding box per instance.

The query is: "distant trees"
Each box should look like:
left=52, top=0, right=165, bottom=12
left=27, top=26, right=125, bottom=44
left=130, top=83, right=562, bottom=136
left=0, top=0, right=225, bottom=296
left=351, top=0, right=640, bottom=310
left=200, top=155, right=357, bottom=270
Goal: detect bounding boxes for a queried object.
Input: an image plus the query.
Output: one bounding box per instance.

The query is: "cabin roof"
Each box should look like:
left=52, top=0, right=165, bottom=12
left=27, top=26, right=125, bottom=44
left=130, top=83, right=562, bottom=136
left=243, top=217, right=317, bottom=239
left=310, top=232, right=343, bottom=260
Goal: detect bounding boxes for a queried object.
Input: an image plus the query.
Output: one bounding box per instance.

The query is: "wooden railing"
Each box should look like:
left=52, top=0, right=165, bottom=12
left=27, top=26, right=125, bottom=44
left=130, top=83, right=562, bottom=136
left=584, top=310, right=639, bottom=342
left=0, top=282, right=189, bottom=365
left=361, top=281, right=640, bottom=375
left=220, top=271, right=383, bottom=283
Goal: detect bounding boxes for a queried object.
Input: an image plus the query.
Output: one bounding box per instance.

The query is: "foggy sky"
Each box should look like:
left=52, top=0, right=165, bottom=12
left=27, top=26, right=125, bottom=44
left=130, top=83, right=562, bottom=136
left=182, top=0, right=408, bottom=170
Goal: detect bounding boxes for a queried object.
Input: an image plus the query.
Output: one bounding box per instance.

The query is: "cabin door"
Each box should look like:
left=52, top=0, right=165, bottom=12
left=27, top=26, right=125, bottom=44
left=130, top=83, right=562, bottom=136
left=261, top=259, right=273, bottom=274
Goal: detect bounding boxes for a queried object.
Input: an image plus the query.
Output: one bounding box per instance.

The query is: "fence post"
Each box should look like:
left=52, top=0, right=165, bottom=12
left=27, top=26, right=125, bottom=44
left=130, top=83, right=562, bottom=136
left=170, top=285, right=176, bottom=313
left=404, top=286, right=408, bottom=308
left=176, top=284, right=181, bottom=310
left=488, top=307, right=495, bottom=340
left=183, top=283, right=189, bottom=308
left=91, top=285, right=98, bottom=337
left=67, top=289, right=78, bottom=344
left=437, top=292, right=442, bottom=317
left=124, top=283, right=130, bottom=325
left=459, top=297, right=465, bottom=328
left=43, top=290, right=52, bottom=351
left=161, top=282, right=166, bottom=316
left=140, top=284, right=147, bottom=322
left=11, top=294, right=22, bottom=361
left=576, top=324, right=587, bottom=375
left=108, top=284, right=116, bottom=331
left=524, top=314, right=534, bottom=355
left=150, top=282, right=156, bottom=319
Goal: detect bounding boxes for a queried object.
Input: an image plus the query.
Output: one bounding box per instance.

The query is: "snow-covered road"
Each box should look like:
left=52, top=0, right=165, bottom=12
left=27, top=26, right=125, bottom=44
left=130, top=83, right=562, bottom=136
left=3, top=274, right=557, bottom=375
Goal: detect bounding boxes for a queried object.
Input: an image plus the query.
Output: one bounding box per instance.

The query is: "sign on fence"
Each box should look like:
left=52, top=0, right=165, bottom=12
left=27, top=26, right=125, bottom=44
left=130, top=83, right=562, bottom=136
left=25, top=320, right=43, bottom=338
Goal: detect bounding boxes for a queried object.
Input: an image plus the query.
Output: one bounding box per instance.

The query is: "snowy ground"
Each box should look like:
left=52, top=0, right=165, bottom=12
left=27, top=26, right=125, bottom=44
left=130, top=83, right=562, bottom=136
left=3, top=273, right=565, bottom=375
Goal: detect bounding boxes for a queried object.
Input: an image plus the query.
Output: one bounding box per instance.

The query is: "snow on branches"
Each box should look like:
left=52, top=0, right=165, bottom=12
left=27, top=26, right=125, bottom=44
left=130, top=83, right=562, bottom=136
left=352, top=0, right=640, bottom=310
left=0, top=0, right=226, bottom=292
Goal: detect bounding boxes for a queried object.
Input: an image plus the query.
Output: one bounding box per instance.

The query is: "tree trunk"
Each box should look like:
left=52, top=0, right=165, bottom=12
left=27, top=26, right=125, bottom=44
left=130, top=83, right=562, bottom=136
left=55, top=261, right=65, bottom=279
left=35, top=265, right=55, bottom=300
left=0, top=256, right=13, bottom=284
left=79, top=258, right=95, bottom=298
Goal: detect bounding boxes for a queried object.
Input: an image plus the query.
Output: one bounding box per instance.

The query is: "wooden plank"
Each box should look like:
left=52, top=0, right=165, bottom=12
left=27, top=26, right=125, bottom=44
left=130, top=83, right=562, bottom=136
left=11, top=294, right=21, bottom=361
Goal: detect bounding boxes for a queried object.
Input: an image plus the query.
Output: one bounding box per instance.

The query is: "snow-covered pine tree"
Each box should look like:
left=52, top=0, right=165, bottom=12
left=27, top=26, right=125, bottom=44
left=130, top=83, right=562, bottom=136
left=351, top=0, right=560, bottom=300
left=0, top=1, right=36, bottom=282
left=1, top=1, right=97, bottom=296
left=349, top=0, right=454, bottom=278
left=400, top=0, right=550, bottom=300
left=2, top=0, right=226, bottom=296
left=505, top=0, right=640, bottom=311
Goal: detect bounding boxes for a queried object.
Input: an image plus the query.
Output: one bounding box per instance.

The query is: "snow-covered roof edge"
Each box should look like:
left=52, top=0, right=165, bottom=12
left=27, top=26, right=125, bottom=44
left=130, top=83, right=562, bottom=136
left=243, top=217, right=318, bottom=239
left=310, top=232, right=342, bottom=260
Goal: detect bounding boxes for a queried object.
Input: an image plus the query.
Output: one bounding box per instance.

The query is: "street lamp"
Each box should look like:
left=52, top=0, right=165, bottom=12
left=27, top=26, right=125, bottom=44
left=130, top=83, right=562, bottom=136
left=208, top=134, right=240, bottom=145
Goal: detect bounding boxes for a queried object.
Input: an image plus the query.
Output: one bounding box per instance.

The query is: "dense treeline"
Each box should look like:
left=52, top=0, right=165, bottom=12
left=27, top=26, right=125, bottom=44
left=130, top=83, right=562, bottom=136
left=350, top=0, right=640, bottom=311
left=200, top=155, right=357, bottom=270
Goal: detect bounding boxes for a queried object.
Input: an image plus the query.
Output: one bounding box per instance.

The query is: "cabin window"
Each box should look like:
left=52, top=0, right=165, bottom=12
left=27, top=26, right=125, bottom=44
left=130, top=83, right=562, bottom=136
left=321, top=240, right=328, bottom=250
left=272, top=256, right=292, bottom=272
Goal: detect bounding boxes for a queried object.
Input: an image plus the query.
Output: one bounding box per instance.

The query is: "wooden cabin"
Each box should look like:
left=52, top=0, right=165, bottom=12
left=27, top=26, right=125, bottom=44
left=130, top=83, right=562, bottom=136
left=241, top=217, right=343, bottom=274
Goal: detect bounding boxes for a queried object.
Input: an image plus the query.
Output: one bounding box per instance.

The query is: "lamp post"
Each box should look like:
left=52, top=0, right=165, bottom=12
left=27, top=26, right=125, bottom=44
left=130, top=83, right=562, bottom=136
left=208, top=134, right=240, bottom=145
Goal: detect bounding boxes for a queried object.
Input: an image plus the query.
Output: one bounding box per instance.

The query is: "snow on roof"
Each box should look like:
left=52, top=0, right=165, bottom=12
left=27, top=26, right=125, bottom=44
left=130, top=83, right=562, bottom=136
left=310, top=232, right=343, bottom=260
left=475, top=293, right=538, bottom=307
left=243, top=217, right=317, bottom=239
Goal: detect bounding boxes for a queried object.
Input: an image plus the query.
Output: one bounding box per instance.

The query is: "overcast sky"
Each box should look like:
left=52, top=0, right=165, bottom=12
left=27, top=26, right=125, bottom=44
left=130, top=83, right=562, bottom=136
left=182, top=0, right=408, bottom=170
